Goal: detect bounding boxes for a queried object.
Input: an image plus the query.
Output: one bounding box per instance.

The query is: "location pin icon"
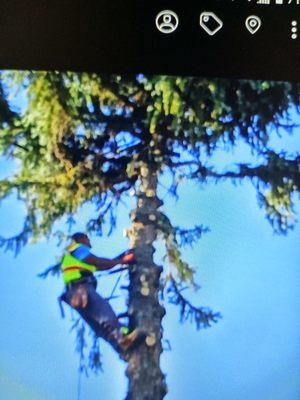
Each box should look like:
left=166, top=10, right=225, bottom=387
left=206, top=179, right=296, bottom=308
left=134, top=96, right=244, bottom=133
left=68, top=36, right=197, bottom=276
left=246, top=15, right=262, bottom=35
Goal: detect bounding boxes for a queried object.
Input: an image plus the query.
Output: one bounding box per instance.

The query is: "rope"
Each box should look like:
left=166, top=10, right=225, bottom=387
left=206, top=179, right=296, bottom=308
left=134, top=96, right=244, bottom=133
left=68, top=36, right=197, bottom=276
left=107, top=271, right=124, bottom=300
left=95, top=266, right=128, bottom=279
left=76, top=367, right=82, bottom=400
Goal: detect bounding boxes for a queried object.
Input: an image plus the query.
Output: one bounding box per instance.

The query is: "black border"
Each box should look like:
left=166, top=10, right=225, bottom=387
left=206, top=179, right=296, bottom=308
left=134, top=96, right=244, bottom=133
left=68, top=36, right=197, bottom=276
left=0, top=0, right=300, bottom=81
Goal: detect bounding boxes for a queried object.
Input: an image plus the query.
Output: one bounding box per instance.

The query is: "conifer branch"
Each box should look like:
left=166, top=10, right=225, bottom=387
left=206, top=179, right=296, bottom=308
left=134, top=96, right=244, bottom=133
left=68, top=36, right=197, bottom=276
left=167, top=278, right=222, bottom=330
left=71, top=317, right=103, bottom=376
left=156, top=212, right=208, bottom=285
left=175, top=226, right=210, bottom=248
left=0, top=216, right=33, bottom=255
left=38, top=263, right=61, bottom=279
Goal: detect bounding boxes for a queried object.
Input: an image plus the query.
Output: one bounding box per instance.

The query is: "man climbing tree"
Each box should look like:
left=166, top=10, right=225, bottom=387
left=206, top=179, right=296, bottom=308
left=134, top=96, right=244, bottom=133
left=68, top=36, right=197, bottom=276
left=60, top=232, right=144, bottom=355
left=0, top=71, right=299, bottom=400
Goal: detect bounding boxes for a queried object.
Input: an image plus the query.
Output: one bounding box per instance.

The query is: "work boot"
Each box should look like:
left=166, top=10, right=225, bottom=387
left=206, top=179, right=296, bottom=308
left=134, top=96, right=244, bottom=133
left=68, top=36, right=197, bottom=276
left=117, top=328, right=146, bottom=353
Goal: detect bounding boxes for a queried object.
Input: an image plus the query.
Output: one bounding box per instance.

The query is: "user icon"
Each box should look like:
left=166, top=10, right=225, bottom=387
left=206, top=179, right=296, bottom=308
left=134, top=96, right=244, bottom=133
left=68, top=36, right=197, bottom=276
left=156, top=10, right=179, bottom=34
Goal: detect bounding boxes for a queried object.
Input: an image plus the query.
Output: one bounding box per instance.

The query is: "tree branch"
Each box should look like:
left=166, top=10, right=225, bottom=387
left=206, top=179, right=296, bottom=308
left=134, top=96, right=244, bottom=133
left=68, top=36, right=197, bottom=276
left=167, top=277, right=222, bottom=330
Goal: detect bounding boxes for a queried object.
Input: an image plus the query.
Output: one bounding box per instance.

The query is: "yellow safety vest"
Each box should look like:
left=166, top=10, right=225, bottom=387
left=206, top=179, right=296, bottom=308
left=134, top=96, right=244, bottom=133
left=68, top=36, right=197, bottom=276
left=61, top=243, right=97, bottom=284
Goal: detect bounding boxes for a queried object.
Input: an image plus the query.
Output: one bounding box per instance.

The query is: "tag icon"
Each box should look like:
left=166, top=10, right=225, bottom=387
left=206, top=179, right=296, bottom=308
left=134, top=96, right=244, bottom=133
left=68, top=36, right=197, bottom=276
left=245, top=16, right=262, bottom=35
left=200, top=12, right=223, bottom=36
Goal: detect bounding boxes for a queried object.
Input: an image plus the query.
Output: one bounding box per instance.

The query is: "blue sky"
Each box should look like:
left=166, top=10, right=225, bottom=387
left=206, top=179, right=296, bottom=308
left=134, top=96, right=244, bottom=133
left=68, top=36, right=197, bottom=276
left=0, top=80, right=299, bottom=400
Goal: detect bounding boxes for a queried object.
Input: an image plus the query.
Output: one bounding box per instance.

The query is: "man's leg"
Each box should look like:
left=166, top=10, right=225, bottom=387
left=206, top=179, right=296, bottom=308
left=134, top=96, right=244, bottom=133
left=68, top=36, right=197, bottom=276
left=64, top=283, right=146, bottom=354
left=64, top=283, right=123, bottom=351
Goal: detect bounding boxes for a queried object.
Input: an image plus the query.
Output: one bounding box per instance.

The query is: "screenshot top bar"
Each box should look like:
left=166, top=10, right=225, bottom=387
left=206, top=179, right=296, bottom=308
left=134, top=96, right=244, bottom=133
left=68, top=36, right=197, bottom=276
left=0, top=0, right=299, bottom=81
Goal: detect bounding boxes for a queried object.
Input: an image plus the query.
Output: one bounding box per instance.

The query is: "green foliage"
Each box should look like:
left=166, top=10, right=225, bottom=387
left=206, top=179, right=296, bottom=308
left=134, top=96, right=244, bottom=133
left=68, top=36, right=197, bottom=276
left=0, top=71, right=299, bottom=249
left=260, top=182, right=296, bottom=233
left=155, top=211, right=209, bottom=285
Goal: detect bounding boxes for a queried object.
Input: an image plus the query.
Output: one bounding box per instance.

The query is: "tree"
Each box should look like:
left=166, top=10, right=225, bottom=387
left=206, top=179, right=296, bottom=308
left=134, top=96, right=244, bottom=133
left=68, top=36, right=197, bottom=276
left=0, top=71, right=299, bottom=399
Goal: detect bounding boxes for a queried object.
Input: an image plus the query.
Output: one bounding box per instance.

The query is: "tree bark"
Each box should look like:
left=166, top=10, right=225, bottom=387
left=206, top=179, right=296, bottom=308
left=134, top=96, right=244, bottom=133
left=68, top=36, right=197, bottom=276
left=125, top=163, right=167, bottom=400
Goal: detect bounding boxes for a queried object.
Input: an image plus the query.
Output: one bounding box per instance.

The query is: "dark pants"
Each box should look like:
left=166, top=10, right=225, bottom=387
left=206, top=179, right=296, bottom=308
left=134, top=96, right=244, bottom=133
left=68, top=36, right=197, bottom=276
left=63, top=281, right=122, bottom=351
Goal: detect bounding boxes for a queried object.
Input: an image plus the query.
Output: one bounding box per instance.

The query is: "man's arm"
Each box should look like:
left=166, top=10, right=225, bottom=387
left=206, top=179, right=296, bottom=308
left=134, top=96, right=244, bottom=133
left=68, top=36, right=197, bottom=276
left=83, top=254, right=124, bottom=271
left=71, top=245, right=134, bottom=271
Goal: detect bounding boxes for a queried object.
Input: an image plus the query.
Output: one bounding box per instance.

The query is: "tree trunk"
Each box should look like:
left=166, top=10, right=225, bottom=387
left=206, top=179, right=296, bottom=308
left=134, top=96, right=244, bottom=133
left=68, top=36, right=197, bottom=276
left=125, top=163, right=167, bottom=400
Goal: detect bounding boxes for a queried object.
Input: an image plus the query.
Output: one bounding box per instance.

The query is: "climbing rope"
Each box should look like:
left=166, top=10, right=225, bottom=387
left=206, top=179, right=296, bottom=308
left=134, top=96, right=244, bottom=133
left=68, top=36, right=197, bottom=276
left=107, top=268, right=126, bottom=300
left=77, top=367, right=82, bottom=400
left=95, top=266, right=128, bottom=300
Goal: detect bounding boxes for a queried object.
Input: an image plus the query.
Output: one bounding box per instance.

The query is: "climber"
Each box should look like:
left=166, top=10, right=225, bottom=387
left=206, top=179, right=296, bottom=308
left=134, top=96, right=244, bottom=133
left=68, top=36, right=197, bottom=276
left=60, top=232, right=143, bottom=355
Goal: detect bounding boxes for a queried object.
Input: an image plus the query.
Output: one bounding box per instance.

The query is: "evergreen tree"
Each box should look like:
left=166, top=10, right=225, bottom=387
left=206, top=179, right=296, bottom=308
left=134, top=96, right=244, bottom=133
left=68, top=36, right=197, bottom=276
left=0, top=71, right=299, bottom=399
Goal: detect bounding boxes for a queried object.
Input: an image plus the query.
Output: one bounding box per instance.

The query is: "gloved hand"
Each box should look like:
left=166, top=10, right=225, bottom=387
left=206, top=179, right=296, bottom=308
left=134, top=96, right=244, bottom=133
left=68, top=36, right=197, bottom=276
left=121, top=250, right=136, bottom=265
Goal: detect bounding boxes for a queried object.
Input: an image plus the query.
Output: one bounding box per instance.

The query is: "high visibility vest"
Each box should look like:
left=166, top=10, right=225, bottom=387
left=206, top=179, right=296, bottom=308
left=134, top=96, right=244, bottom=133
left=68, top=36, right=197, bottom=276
left=61, top=243, right=97, bottom=284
